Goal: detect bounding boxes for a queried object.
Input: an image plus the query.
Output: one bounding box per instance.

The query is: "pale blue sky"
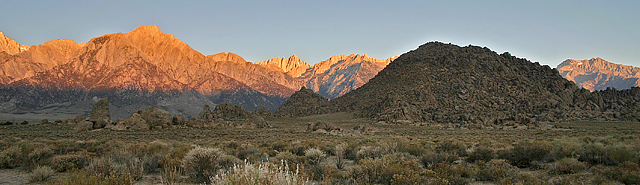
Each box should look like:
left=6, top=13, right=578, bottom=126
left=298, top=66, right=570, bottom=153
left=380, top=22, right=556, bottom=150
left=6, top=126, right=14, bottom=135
left=1, top=0, right=638, bottom=67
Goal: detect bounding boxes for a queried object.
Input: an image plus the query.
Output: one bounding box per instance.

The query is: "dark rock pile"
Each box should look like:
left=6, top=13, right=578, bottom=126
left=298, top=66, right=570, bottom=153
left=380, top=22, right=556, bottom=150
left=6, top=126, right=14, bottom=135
left=276, top=87, right=330, bottom=117
left=187, top=104, right=270, bottom=128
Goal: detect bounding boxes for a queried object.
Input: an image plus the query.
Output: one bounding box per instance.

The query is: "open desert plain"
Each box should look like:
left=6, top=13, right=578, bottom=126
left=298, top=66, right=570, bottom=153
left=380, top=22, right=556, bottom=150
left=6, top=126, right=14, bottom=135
left=1, top=1, right=640, bottom=185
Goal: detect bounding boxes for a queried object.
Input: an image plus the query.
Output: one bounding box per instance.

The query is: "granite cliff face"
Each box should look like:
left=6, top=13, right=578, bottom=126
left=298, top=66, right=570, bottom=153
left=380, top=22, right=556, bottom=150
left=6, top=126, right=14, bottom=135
left=557, top=58, right=640, bottom=91
left=303, top=54, right=396, bottom=98
left=257, top=55, right=311, bottom=77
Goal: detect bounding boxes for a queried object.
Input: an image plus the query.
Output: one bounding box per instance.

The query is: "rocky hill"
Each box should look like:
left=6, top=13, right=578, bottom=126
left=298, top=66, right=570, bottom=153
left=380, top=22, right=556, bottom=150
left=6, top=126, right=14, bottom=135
left=275, top=87, right=330, bottom=117
left=557, top=58, right=640, bottom=91
left=323, top=42, right=640, bottom=128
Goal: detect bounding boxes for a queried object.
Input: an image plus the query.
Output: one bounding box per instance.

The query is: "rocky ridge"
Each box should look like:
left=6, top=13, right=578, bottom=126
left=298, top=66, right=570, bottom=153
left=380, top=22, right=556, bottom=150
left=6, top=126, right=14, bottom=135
left=557, top=58, right=640, bottom=91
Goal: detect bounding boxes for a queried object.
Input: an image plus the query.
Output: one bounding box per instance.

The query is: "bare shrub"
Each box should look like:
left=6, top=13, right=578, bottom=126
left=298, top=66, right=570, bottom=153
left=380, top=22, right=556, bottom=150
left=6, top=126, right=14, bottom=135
left=349, top=153, right=433, bottom=184
left=546, top=158, right=587, bottom=175
left=421, top=150, right=458, bottom=168
left=211, top=161, right=311, bottom=185
left=0, top=145, right=21, bottom=168
left=465, top=146, right=494, bottom=163
left=474, top=159, right=518, bottom=182
left=304, top=148, right=325, bottom=166
left=26, top=145, right=54, bottom=169
left=50, top=153, right=88, bottom=172
left=181, top=146, right=240, bottom=183
left=356, top=146, right=384, bottom=161
left=593, top=161, right=640, bottom=184
left=29, top=165, right=56, bottom=183
left=334, top=143, right=347, bottom=169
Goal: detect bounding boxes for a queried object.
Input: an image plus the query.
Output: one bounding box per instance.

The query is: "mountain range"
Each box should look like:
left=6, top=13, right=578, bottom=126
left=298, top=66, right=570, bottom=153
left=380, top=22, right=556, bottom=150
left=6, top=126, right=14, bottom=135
left=557, top=57, right=640, bottom=91
left=0, top=25, right=396, bottom=119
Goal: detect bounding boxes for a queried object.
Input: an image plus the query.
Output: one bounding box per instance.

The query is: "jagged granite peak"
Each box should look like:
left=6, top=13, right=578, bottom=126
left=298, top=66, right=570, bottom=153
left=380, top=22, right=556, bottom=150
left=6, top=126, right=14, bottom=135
left=557, top=57, right=640, bottom=91
left=303, top=54, right=397, bottom=98
left=0, top=38, right=82, bottom=84
left=329, top=42, right=640, bottom=126
left=256, top=54, right=311, bottom=77
left=276, top=87, right=330, bottom=117
left=0, top=32, right=29, bottom=54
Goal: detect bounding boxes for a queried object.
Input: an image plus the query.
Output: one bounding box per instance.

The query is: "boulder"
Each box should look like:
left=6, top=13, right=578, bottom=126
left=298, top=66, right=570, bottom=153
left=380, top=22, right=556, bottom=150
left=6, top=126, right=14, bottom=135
left=73, top=121, right=94, bottom=131
left=112, top=113, right=149, bottom=131
left=138, top=107, right=171, bottom=129
left=197, top=105, right=215, bottom=121
left=248, top=114, right=270, bottom=128
left=308, top=120, right=340, bottom=132
left=40, top=119, right=49, bottom=125
left=92, top=119, right=109, bottom=129
left=172, top=115, right=186, bottom=125
left=90, top=98, right=110, bottom=121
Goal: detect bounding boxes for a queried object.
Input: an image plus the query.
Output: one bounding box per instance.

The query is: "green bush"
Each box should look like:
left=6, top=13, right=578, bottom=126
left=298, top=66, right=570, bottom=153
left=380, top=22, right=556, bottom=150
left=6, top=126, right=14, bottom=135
left=0, top=145, right=21, bottom=168
left=349, top=153, right=431, bottom=184
left=474, top=159, right=518, bottom=182
left=421, top=150, right=458, bottom=168
left=499, top=141, right=551, bottom=168
left=436, top=139, right=467, bottom=156
left=26, top=145, right=54, bottom=169
left=595, top=161, right=640, bottom=184
left=546, top=158, right=587, bottom=175
left=29, top=165, right=56, bottom=183
left=433, top=163, right=474, bottom=185
left=181, top=146, right=240, bottom=183
left=50, top=153, right=88, bottom=172
left=465, top=146, right=494, bottom=163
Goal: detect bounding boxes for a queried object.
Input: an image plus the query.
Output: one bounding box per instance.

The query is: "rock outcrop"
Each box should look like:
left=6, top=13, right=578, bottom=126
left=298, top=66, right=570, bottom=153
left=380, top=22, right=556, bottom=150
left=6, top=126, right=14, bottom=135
left=276, top=87, right=330, bottom=117
left=557, top=58, right=640, bottom=91
left=89, top=98, right=110, bottom=128
left=212, top=103, right=251, bottom=120
left=307, top=120, right=340, bottom=132
left=138, top=107, right=172, bottom=129
left=112, top=113, right=149, bottom=131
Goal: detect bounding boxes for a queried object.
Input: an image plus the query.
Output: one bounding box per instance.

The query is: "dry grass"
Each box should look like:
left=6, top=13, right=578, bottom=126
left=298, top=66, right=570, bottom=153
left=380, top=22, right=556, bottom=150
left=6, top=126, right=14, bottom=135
left=0, top=112, right=639, bottom=184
